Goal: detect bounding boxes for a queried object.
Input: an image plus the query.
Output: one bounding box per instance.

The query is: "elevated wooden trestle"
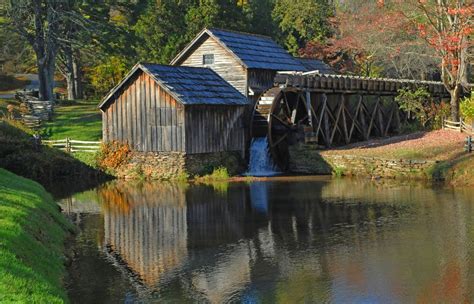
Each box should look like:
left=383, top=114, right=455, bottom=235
left=250, top=72, right=450, bottom=170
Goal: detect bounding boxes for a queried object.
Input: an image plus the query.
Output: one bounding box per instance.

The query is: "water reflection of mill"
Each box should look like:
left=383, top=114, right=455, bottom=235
left=93, top=179, right=442, bottom=303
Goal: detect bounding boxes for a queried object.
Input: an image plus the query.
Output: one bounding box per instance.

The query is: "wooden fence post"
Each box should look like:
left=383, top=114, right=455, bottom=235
left=460, top=117, right=463, bottom=133
left=66, top=137, right=71, bottom=153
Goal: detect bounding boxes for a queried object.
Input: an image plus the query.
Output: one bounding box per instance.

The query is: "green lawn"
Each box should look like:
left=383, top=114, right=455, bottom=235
left=0, top=168, right=73, bottom=303
left=42, top=100, right=102, bottom=141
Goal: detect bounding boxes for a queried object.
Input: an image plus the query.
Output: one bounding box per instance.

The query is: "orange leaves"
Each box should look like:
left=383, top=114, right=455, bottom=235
left=410, top=1, right=473, bottom=80
left=97, top=141, right=131, bottom=170
left=462, top=27, right=473, bottom=36
left=418, top=23, right=427, bottom=38
left=447, top=5, right=474, bottom=16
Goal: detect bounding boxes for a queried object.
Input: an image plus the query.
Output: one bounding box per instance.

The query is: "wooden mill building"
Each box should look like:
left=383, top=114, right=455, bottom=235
left=99, top=28, right=332, bottom=177
left=171, top=28, right=332, bottom=99
left=99, top=63, right=247, bottom=155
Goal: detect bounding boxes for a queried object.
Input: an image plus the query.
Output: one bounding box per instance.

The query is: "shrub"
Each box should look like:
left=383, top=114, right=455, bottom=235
left=210, top=167, right=230, bottom=179
left=96, top=141, right=131, bottom=170
left=396, top=87, right=432, bottom=128
left=333, top=166, right=345, bottom=177
left=427, top=100, right=450, bottom=130
left=460, top=93, right=474, bottom=123
left=198, top=167, right=230, bottom=181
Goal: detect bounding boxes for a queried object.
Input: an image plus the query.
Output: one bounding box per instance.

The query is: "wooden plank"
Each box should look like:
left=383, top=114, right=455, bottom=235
left=150, top=82, right=156, bottom=151
left=347, top=97, right=363, bottom=140
left=173, top=113, right=177, bottom=151
left=118, top=90, right=123, bottom=142
left=160, top=110, right=164, bottom=150
left=329, top=97, right=344, bottom=144
left=134, top=74, right=140, bottom=150
left=384, top=103, right=395, bottom=136
left=358, top=95, right=369, bottom=140
left=340, top=95, right=349, bottom=143
left=144, top=74, right=148, bottom=151
left=126, top=83, right=133, bottom=145
left=314, top=94, right=327, bottom=144
left=113, top=94, right=119, bottom=141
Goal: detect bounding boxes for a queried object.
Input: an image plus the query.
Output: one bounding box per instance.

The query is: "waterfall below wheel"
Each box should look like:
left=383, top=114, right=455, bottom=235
left=245, top=137, right=280, bottom=177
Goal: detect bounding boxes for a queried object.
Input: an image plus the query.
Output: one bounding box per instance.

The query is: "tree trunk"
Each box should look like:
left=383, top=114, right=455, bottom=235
left=73, top=52, right=83, bottom=99
left=64, top=46, right=76, bottom=100
left=450, top=84, right=462, bottom=122
left=37, top=55, right=55, bottom=101
left=66, top=71, right=75, bottom=100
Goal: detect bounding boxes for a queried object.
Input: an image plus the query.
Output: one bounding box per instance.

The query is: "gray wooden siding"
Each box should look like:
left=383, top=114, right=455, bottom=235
left=102, top=72, right=186, bottom=152
left=180, top=37, right=248, bottom=96
left=184, top=105, right=245, bottom=154
left=248, top=69, right=276, bottom=93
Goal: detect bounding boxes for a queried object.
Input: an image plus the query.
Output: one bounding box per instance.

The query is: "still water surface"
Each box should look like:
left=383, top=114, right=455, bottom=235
left=61, top=177, right=474, bottom=303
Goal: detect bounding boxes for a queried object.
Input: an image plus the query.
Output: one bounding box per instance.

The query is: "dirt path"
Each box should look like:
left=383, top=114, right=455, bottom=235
left=0, top=74, right=40, bottom=99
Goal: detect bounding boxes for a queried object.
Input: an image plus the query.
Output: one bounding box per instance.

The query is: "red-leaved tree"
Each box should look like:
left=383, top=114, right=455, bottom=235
left=301, top=0, right=472, bottom=121
left=300, top=1, right=439, bottom=79
left=396, top=0, right=473, bottom=121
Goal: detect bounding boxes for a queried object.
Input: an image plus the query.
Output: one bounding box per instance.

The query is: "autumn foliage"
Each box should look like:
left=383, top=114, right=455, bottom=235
left=97, top=141, right=131, bottom=170
left=300, top=0, right=472, bottom=121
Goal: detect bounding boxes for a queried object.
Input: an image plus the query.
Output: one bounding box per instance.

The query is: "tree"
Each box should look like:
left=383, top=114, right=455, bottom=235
left=5, top=0, right=68, bottom=101
left=400, top=0, right=473, bottom=121
left=134, top=0, right=189, bottom=64
left=300, top=1, right=439, bottom=78
left=243, top=0, right=278, bottom=37
left=184, top=0, right=249, bottom=39
left=0, top=9, right=34, bottom=74
left=272, top=0, right=333, bottom=55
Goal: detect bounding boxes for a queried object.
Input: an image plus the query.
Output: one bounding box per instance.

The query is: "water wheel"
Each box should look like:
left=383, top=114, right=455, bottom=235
left=251, top=87, right=311, bottom=171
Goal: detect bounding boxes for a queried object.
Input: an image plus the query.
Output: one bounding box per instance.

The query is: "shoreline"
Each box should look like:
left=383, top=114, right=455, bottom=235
left=0, top=168, right=74, bottom=303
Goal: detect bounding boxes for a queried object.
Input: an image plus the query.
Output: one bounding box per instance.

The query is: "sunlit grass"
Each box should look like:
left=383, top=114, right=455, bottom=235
left=41, top=100, right=102, bottom=141
left=0, top=168, right=73, bottom=303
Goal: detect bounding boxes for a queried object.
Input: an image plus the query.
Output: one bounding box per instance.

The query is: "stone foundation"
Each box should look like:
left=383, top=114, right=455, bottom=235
left=115, top=151, right=245, bottom=180
left=289, top=144, right=437, bottom=179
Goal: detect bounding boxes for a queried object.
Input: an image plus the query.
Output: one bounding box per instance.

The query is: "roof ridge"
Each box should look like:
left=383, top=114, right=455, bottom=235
left=206, top=27, right=273, bottom=40
left=140, top=62, right=213, bottom=71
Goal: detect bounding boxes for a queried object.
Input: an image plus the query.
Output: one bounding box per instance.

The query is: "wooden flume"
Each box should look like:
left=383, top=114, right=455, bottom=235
left=251, top=72, right=450, bottom=170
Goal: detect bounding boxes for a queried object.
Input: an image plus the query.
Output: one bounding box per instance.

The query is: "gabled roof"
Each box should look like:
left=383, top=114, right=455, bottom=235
left=99, top=63, right=248, bottom=110
left=295, top=58, right=335, bottom=74
left=171, top=28, right=306, bottom=71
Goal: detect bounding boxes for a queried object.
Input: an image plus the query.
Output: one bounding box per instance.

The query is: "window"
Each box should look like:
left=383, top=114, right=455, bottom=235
left=203, top=54, right=214, bottom=65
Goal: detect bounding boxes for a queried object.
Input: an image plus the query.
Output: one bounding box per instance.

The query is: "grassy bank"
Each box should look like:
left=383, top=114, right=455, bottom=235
left=0, top=119, right=109, bottom=196
left=0, top=168, right=73, bottom=303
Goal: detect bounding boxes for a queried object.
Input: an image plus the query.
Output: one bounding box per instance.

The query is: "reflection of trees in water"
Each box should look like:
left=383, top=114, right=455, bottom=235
left=319, top=179, right=474, bottom=303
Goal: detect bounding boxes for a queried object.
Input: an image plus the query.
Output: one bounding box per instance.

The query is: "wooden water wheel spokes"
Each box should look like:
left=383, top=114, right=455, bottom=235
left=268, top=89, right=310, bottom=170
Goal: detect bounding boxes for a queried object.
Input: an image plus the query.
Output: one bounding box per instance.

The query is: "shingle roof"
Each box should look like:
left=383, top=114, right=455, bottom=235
left=171, top=28, right=307, bottom=71
left=296, top=58, right=335, bottom=74
left=99, top=63, right=248, bottom=109
left=209, top=29, right=306, bottom=71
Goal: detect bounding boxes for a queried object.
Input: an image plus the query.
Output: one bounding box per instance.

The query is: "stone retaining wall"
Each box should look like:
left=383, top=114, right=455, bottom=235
left=323, top=154, right=437, bottom=179
left=288, top=145, right=437, bottom=179
left=115, top=151, right=245, bottom=180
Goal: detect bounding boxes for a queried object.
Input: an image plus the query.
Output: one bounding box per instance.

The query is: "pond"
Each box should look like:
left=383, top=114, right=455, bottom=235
left=61, top=177, right=474, bottom=303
